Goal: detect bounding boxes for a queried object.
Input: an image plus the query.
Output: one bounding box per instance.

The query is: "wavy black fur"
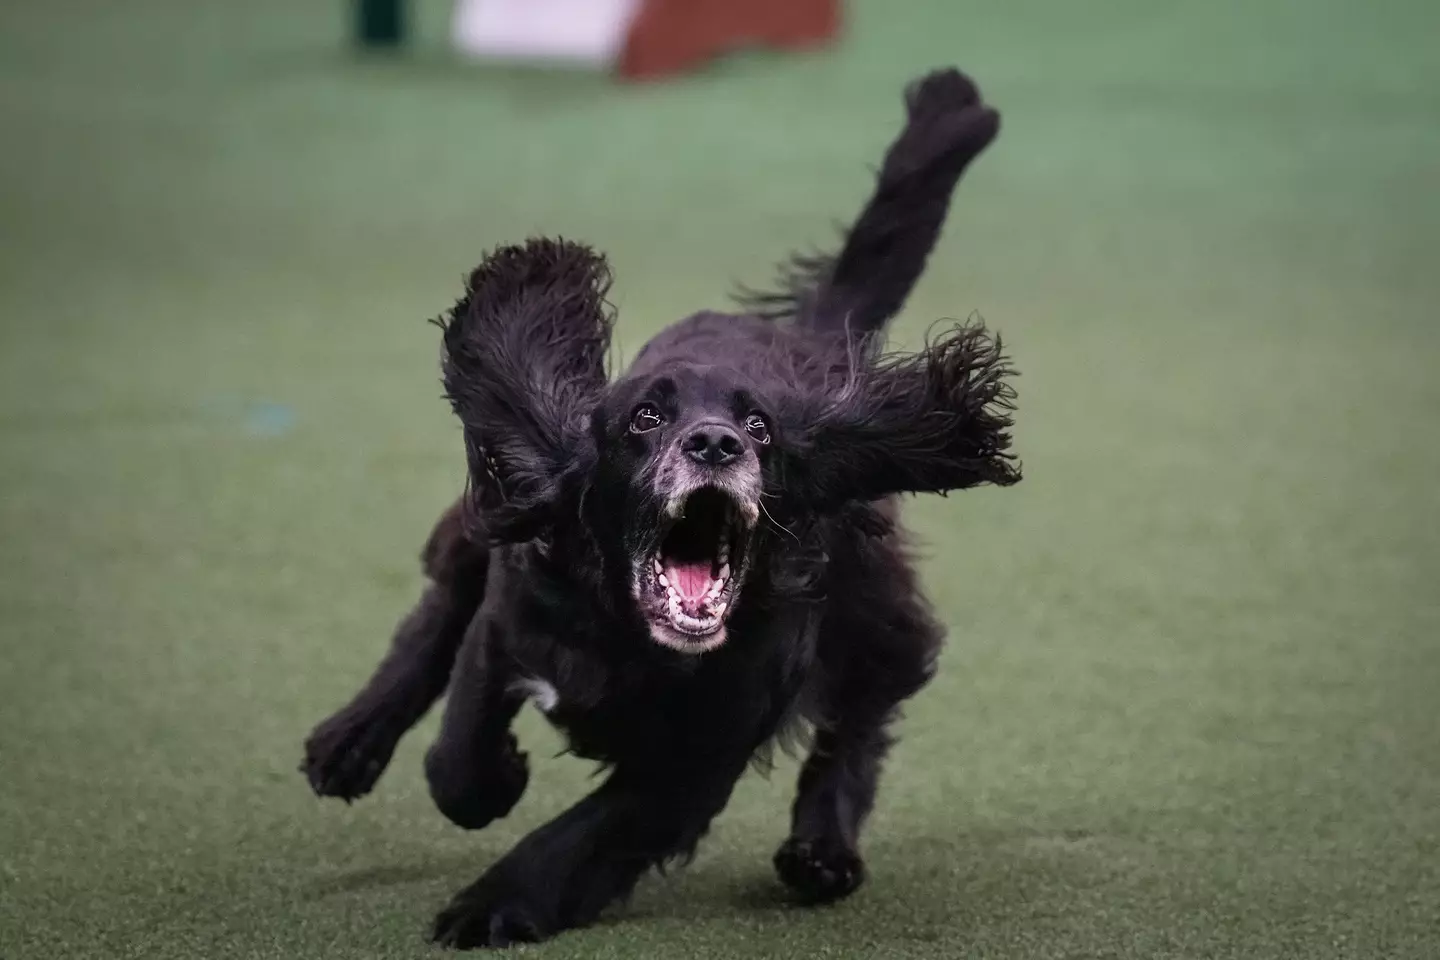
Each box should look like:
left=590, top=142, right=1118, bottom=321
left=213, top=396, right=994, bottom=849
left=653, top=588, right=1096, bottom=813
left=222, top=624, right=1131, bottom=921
left=434, top=238, right=615, bottom=544
left=301, top=67, right=1021, bottom=950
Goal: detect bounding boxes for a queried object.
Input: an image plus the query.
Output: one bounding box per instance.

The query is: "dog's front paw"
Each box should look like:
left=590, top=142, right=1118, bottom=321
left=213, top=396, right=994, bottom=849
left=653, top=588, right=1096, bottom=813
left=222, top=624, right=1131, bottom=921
left=774, top=836, right=867, bottom=903
left=431, top=874, right=552, bottom=949
left=300, top=705, right=406, bottom=801
left=426, top=732, right=530, bottom=831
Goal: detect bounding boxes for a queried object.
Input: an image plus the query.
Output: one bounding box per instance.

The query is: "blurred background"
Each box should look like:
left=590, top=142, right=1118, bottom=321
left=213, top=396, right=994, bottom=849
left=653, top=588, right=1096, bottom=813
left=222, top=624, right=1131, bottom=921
left=1, top=1, right=1437, bottom=958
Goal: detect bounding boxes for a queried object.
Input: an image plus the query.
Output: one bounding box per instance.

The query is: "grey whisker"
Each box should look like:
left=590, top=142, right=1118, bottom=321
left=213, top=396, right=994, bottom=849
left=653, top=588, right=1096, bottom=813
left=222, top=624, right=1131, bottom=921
left=758, top=499, right=799, bottom=543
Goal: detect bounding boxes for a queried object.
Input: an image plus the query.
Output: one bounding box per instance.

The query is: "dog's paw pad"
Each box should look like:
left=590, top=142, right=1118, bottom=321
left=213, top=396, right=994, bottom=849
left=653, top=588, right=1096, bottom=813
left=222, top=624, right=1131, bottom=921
left=905, top=68, right=981, bottom=117
left=431, top=891, right=546, bottom=948
left=885, top=69, right=998, bottom=182
left=774, top=837, right=866, bottom=903
left=301, top=709, right=405, bottom=801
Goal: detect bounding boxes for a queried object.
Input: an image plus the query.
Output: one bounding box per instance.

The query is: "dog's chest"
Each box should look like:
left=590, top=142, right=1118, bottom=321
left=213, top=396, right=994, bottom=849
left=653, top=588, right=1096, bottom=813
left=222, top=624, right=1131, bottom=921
left=513, top=657, right=790, bottom=765
left=517, top=665, right=689, bottom=738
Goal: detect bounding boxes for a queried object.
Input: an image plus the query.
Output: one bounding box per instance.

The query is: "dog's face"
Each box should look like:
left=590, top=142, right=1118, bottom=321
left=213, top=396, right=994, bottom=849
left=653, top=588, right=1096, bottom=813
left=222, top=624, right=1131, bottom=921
left=592, top=364, right=772, bottom=654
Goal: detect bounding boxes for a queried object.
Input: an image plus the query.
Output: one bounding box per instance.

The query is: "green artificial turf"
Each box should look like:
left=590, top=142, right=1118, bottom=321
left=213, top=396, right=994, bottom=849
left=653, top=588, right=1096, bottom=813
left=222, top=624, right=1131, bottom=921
left=2, top=1, right=1438, bottom=957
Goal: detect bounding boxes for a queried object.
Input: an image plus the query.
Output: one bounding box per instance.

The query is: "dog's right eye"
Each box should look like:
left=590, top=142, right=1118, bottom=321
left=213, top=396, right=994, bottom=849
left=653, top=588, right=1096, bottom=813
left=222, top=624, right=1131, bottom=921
left=630, top=404, right=665, bottom=434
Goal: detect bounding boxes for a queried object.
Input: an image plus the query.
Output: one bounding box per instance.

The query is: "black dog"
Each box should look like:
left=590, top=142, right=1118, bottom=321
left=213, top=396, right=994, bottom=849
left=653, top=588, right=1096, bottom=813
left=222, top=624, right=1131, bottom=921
left=301, top=66, right=1020, bottom=949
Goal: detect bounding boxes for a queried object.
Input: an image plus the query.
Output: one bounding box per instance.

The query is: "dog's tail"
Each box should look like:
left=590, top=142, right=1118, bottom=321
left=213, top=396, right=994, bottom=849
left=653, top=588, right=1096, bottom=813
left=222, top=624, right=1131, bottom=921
left=735, top=68, right=1000, bottom=340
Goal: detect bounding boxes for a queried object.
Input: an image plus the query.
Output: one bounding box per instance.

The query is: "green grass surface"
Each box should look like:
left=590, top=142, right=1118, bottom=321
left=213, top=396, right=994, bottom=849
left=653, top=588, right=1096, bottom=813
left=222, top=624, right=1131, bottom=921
left=3, top=1, right=1439, bottom=957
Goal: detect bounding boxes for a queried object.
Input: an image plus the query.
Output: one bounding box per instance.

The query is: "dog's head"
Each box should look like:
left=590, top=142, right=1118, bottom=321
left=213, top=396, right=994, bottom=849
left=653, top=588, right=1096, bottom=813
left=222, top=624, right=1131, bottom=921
left=437, top=239, right=1019, bottom=655
left=587, top=363, right=772, bottom=652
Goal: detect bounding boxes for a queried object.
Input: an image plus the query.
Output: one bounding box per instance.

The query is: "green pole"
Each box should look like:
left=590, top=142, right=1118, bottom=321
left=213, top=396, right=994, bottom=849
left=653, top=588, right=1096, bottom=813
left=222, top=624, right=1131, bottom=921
left=357, top=0, right=405, bottom=47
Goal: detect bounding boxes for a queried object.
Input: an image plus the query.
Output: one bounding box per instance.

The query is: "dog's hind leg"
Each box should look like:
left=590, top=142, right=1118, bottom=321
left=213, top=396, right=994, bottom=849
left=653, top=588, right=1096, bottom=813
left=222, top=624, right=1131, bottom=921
left=775, top=521, right=942, bottom=902
left=431, top=756, right=750, bottom=948
left=301, top=499, right=487, bottom=801
left=737, top=66, right=1001, bottom=339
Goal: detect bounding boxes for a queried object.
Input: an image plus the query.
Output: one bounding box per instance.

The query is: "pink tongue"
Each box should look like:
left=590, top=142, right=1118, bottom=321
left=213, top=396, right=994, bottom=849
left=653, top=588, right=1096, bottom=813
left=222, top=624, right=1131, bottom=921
left=667, top=561, right=712, bottom=600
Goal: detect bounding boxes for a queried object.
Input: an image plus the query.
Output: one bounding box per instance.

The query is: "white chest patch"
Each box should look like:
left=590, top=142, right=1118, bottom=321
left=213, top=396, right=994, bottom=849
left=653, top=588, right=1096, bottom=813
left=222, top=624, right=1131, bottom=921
left=512, top=676, right=560, bottom=713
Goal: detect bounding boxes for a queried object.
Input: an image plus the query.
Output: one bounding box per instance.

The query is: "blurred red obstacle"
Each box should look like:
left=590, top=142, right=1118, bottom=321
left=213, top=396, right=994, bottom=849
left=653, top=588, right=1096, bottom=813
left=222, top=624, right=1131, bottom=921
left=359, top=0, right=840, bottom=80
left=617, top=0, right=841, bottom=80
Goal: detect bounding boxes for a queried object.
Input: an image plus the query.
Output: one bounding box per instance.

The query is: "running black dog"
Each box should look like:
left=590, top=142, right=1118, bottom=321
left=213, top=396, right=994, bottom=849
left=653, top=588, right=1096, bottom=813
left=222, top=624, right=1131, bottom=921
left=301, top=66, right=1020, bottom=949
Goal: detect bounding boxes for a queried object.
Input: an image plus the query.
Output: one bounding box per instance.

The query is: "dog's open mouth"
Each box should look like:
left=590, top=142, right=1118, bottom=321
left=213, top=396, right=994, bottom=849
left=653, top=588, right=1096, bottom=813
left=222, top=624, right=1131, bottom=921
left=635, top=486, right=752, bottom=653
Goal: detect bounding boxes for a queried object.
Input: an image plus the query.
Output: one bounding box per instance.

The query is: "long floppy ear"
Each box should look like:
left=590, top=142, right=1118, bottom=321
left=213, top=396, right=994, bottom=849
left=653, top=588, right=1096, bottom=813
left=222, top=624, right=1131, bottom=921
left=434, top=238, right=614, bottom=544
left=775, top=322, right=1020, bottom=512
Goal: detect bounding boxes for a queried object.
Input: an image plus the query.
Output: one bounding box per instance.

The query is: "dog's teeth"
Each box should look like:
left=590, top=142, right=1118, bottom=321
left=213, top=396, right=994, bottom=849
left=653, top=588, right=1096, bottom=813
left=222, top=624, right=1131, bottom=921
left=717, top=563, right=730, bottom=582
left=658, top=574, right=669, bottom=587
left=653, top=558, right=663, bottom=575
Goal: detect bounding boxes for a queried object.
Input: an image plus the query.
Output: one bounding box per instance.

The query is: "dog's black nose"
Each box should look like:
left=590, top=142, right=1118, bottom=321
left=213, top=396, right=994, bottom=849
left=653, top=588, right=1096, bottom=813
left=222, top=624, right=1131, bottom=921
left=682, top=423, right=744, bottom=467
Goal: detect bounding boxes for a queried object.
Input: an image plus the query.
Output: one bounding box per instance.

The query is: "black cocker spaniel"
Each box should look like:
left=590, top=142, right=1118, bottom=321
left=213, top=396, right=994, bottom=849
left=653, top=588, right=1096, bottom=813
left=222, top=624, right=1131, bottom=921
left=302, top=66, right=1021, bottom=949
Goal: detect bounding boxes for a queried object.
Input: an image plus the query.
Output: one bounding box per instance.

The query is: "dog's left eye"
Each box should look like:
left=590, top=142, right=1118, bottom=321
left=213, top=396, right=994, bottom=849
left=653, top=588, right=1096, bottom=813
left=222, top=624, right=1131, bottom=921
left=630, top=404, right=665, bottom=434
left=743, top=413, right=770, bottom=444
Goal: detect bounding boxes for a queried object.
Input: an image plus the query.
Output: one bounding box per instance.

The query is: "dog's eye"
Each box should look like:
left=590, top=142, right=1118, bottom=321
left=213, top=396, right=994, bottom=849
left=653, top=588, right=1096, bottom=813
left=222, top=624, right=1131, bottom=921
left=743, top=413, right=771, bottom=444
left=630, top=404, right=665, bottom=434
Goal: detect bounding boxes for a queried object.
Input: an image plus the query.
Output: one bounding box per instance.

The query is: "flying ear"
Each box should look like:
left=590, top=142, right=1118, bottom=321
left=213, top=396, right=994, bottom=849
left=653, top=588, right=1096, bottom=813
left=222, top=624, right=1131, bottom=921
left=775, top=322, right=1021, bottom=512
left=434, top=238, right=614, bottom=544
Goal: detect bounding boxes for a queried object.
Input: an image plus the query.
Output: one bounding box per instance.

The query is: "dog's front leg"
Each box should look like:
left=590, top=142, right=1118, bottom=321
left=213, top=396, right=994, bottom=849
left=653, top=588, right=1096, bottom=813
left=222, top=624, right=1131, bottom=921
left=302, top=499, right=487, bottom=802
left=431, top=755, right=750, bottom=949
left=775, top=538, right=942, bottom=904
left=301, top=584, right=485, bottom=802
left=423, top=612, right=529, bottom=831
